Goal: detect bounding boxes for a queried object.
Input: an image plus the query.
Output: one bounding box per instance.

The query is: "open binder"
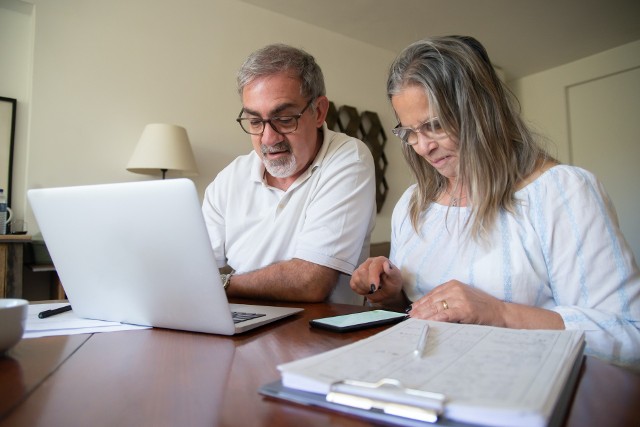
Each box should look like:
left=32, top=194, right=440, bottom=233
left=259, top=319, right=585, bottom=427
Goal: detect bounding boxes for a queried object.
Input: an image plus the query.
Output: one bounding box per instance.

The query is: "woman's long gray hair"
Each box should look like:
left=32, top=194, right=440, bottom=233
left=387, top=35, right=550, bottom=238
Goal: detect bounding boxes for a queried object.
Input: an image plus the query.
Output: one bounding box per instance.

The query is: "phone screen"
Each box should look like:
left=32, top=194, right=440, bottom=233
left=309, top=310, right=407, bottom=332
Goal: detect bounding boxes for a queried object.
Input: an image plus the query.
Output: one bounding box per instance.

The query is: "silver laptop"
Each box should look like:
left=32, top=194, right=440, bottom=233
left=27, top=179, right=303, bottom=335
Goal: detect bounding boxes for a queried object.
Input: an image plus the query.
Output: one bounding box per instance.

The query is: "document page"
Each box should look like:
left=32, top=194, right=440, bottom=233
left=25, top=303, right=150, bottom=338
left=279, top=318, right=584, bottom=427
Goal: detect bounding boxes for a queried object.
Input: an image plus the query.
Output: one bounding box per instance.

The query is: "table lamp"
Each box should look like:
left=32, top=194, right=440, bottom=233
left=126, top=123, right=198, bottom=179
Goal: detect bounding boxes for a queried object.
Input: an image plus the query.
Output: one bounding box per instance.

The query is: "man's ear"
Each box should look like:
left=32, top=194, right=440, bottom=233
left=313, top=96, right=329, bottom=128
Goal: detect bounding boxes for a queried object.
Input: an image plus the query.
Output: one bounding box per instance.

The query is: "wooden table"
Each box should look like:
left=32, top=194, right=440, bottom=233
left=1, top=301, right=639, bottom=426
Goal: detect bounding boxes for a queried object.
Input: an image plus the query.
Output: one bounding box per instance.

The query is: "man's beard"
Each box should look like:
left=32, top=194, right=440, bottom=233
left=261, top=141, right=297, bottom=178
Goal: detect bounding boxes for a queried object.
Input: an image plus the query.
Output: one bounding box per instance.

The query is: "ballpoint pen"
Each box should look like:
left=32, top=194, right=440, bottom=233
left=38, top=305, right=72, bottom=319
left=413, top=324, right=430, bottom=358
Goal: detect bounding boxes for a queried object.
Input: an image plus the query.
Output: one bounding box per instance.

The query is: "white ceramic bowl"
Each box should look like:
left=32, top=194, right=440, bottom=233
left=0, top=298, right=28, bottom=355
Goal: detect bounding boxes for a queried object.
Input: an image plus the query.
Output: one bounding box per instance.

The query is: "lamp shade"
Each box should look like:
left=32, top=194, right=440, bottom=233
left=126, top=123, right=198, bottom=178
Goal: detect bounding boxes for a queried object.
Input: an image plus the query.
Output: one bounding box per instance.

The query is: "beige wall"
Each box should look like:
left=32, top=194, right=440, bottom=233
left=0, top=0, right=33, bottom=212
left=1, top=0, right=412, bottom=242
left=512, top=40, right=640, bottom=163
left=3, top=0, right=639, bottom=253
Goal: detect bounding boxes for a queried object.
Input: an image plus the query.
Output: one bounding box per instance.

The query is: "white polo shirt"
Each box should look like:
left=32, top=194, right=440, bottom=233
left=202, top=124, right=376, bottom=305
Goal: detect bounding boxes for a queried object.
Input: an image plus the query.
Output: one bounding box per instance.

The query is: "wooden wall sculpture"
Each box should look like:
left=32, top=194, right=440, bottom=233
left=326, top=102, right=388, bottom=213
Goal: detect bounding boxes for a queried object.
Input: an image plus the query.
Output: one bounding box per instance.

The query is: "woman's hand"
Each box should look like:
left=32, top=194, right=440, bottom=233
left=409, top=280, right=564, bottom=329
left=409, top=280, right=507, bottom=326
left=350, top=257, right=404, bottom=306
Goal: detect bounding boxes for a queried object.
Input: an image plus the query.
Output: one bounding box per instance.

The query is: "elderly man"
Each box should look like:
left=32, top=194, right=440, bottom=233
left=202, top=44, right=376, bottom=304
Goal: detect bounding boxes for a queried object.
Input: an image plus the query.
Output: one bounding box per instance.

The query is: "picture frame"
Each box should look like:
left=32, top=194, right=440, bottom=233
left=0, top=97, right=17, bottom=207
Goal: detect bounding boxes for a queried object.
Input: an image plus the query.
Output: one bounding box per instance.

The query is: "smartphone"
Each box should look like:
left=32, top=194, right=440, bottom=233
left=309, top=310, right=408, bottom=332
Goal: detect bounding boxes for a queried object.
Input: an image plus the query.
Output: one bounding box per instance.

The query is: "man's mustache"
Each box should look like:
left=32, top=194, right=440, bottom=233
left=261, top=142, right=291, bottom=155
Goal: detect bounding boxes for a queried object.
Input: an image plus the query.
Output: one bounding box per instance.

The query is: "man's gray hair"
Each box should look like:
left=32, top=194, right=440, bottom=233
left=237, top=44, right=326, bottom=100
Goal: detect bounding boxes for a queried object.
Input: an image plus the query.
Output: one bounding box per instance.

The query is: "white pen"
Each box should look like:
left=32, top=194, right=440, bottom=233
left=413, top=324, right=430, bottom=359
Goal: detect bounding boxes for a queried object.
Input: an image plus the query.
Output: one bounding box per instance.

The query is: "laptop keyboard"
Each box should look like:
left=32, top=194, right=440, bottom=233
left=232, top=311, right=267, bottom=324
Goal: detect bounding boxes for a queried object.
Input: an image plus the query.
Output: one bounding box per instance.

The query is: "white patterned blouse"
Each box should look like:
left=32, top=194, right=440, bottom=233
left=391, top=165, right=640, bottom=370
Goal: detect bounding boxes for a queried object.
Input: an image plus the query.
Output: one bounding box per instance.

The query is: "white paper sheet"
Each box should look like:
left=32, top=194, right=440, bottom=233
left=24, top=303, right=150, bottom=338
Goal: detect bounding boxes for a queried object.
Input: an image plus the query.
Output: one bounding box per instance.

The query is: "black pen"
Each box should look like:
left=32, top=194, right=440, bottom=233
left=38, top=305, right=72, bottom=319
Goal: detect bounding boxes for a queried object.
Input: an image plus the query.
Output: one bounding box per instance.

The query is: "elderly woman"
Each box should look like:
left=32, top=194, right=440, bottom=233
left=350, top=36, right=640, bottom=370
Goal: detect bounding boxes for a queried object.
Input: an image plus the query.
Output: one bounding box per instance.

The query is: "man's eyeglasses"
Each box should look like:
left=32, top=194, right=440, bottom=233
left=391, top=117, right=448, bottom=145
left=236, top=99, right=314, bottom=135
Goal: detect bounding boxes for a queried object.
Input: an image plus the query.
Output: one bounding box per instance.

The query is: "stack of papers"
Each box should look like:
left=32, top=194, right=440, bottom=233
left=24, top=303, right=150, bottom=338
left=264, top=318, right=585, bottom=427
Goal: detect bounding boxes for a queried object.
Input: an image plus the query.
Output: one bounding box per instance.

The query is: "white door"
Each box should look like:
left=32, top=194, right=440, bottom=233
left=568, top=67, right=640, bottom=262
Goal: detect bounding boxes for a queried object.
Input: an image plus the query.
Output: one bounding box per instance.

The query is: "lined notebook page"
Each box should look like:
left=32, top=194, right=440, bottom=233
left=279, top=318, right=584, bottom=427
